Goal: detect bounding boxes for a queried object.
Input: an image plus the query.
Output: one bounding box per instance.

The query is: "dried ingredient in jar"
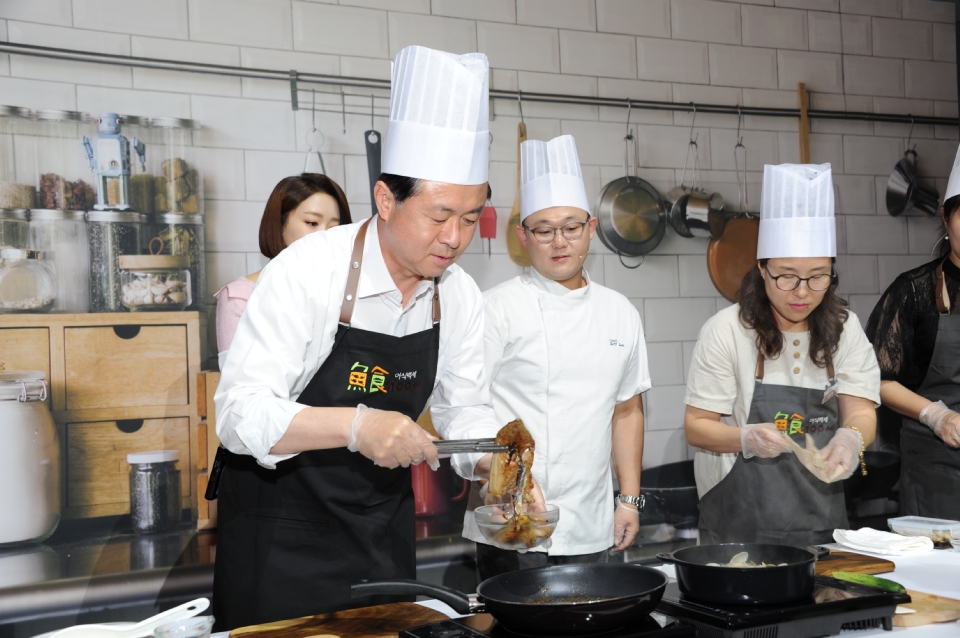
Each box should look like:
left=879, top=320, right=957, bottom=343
left=154, top=158, right=199, bottom=213
left=88, top=220, right=141, bottom=312
left=122, top=273, right=188, bottom=308
left=0, top=296, right=54, bottom=311
left=106, top=177, right=122, bottom=207
left=130, top=174, right=155, bottom=214
left=0, top=181, right=36, bottom=209
left=39, top=173, right=94, bottom=210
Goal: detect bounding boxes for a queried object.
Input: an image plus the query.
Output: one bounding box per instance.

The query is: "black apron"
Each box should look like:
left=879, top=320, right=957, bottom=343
left=900, top=259, right=960, bottom=519
left=213, top=219, right=441, bottom=630
left=699, top=353, right=847, bottom=547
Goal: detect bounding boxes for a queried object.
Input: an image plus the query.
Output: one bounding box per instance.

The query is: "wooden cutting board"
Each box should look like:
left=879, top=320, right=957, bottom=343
left=815, top=550, right=896, bottom=576
left=230, top=602, right=449, bottom=638
left=894, top=590, right=960, bottom=627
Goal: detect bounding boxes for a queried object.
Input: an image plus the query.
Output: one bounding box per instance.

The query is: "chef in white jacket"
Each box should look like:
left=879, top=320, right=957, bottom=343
left=464, top=135, right=651, bottom=578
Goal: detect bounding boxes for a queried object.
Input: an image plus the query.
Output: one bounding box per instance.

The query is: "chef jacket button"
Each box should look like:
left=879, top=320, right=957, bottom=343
left=346, top=294, right=354, bottom=301
left=793, top=367, right=800, bottom=374
left=793, top=339, right=800, bottom=346
left=352, top=261, right=359, bottom=269
left=793, top=352, right=801, bottom=359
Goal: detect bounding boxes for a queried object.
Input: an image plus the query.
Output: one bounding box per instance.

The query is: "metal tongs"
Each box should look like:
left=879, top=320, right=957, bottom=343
left=434, top=438, right=509, bottom=456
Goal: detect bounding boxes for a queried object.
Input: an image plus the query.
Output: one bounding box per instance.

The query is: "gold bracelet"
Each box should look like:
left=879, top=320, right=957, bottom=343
left=843, top=425, right=868, bottom=476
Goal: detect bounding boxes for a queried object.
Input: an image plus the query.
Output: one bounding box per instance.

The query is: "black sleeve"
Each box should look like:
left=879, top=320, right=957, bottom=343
left=865, top=275, right=917, bottom=384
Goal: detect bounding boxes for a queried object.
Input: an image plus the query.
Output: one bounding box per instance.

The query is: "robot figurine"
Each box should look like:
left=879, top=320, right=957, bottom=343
left=82, top=113, right=146, bottom=211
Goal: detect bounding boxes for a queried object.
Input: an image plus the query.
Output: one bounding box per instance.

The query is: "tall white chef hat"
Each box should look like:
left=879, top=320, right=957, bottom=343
left=944, top=144, right=960, bottom=201
left=520, top=135, right=590, bottom=221
left=381, top=45, right=489, bottom=185
left=757, top=163, right=836, bottom=259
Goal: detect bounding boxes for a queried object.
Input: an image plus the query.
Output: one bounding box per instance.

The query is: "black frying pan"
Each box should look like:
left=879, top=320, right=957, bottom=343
left=352, top=563, right=667, bottom=636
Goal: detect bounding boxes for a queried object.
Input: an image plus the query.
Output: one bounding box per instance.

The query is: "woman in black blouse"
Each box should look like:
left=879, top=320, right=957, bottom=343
left=866, top=188, right=960, bottom=519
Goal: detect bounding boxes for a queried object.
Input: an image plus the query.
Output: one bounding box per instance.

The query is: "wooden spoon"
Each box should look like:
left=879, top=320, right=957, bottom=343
left=505, top=122, right=530, bottom=267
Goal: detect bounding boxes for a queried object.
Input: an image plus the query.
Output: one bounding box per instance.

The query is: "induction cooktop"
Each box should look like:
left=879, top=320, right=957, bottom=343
left=400, top=612, right=696, bottom=638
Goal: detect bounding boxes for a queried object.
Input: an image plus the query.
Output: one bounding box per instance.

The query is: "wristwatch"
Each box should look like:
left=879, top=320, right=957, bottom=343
left=616, top=493, right=645, bottom=511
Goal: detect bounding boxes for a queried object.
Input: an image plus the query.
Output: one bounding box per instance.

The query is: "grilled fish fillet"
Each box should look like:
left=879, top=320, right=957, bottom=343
left=487, top=419, right=535, bottom=503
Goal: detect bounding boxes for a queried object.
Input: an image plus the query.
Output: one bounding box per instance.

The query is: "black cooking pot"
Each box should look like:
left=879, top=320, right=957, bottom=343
left=640, top=460, right=699, bottom=527
left=658, top=543, right=821, bottom=605
left=352, top=563, right=668, bottom=636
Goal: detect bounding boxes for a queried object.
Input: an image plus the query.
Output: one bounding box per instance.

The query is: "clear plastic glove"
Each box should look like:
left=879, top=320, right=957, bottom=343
left=611, top=502, right=640, bottom=553
left=347, top=404, right=440, bottom=470
left=741, top=423, right=794, bottom=459
left=920, top=400, right=960, bottom=448
left=481, top=476, right=547, bottom=514
left=821, top=427, right=862, bottom=482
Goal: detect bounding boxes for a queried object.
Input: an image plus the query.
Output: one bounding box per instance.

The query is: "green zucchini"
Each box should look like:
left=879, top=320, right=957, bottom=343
left=831, top=571, right=906, bottom=593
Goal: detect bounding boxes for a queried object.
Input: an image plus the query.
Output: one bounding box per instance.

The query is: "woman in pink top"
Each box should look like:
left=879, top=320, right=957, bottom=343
left=214, top=173, right=352, bottom=364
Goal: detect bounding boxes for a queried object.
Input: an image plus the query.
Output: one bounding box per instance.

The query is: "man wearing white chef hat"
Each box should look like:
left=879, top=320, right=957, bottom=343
left=464, top=134, right=651, bottom=577
left=213, top=45, right=520, bottom=629
left=684, top=163, right=881, bottom=546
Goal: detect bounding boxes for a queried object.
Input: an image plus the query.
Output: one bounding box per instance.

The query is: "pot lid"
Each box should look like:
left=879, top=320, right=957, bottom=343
left=594, top=176, right=667, bottom=258
left=127, top=450, right=180, bottom=464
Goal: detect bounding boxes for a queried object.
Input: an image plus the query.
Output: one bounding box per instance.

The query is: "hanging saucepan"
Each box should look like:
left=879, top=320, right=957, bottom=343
left=667, top=118, right=725, bottom=239
left=594, top=131, right=666, bottom=267
left=886, top=148, right=939, bottom=217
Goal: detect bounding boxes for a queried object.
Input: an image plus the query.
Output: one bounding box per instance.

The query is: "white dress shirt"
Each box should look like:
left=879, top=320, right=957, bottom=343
left=462, top=269, right=652, bottom=555
left=685, top=304, right=881, bottom=497
left=215, top=218, right=501, bottom=478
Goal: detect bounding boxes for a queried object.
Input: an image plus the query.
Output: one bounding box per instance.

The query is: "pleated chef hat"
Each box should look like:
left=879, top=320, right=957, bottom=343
left=757, top=163, right=836, bottom=260
left=381, top=46, right=489, bottom=185
left=944, top=144, right=960, bottom=201
left=520, top=135, right=590, bottom=221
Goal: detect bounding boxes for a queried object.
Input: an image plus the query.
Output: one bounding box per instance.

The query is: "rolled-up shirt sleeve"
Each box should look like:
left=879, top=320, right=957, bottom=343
left=429, top=273, right=501, bottom=481
left=214, top=251, right=319, bottom=469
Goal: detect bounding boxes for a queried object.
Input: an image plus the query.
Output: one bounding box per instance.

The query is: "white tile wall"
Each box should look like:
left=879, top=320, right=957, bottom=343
left=907, top=215, right=946, bottom=255
left=878, top=254, right=931, bottom=290
left=836, top=255, right=879, bottom=294
left=840, top=0, right=903, bottom=18
left=189, top=0, right=292, bottom=50
left=645, top=385, right=688, bottom=430
left=873, top=18, right=933, bottom=61
left=132, top=37, right=241, bottom=97
left=560, top=31, right=637, bottom=79
left=709, top=44, right=778, bottom=90
left=742, top=4, right=807, bottom=51
left=0, top=0, right=72, bottom=26
left=0, top=76, right=77, bottom=110
left=775, top=0, right=838, bottom=10
left=340, top=0, right=430, bottom=12
left=672, top=0, right=741, bottom=45
left=205, top=251, right=249, bottom=300
left=518, top=0, right=597, bottom=31
left=596, top=0, right=671, bottom=37
left=901, top=0, right=954, bottom=22
left=777, top=50, right=844, bottom=94
left=636, top=37, right=710, bottom=84
left=75, top=0, right=189, bottom=40
left=905, top=60, right=959, bottom=101
left=844, top=55, right=905, bottom=97
left=842, top=135, right=905, bottom=175
left=431, top=0, right=516, bottom=23
left=808, top=11, right=842, bottom=54
left=933, top=23, right=956, bottom=64
left=846, top=215, right=910, bottom=255
left=642, top=429, right=689, bottom=468
left=477, top=22, right=561, bottom=73
left=678, top=255, right=718, bottom=296
left=293, top=2, right=388, bottom=58
left=646, top=342, right=685, bottom=386
left=205, top=200, right=271, bottom=252
left=834, top=174, right=877, bottom=215
left=9, top=21, right=132, bottom=88
left=78, top=85, right=192, bottom=119
left=240, top=48, right=340, bottom=101
left=388, top=12, right=477, bottom=57
left=192, top=94, right=296, bottom=150
left=201, top=148, right=246, bottom=201
left=644, top=297, right=717, bottom=342
left=841, top=14, right=872, bottom=56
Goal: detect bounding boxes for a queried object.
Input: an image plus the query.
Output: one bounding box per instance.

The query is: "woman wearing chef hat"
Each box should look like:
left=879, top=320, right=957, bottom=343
left=684, top=163, right=881, bottom=546
left=464, top=135, right=650, bottom=578
left=866, top=148, right=960, bottom=520
left=212, top=46, right=515, bottom=629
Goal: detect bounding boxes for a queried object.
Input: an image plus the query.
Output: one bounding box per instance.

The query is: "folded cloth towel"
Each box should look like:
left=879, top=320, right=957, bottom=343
left=834, top=527, right=934, bottom=556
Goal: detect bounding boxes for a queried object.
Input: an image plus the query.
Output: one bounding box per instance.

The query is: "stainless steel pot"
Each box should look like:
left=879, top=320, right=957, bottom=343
left=886, top=149, right=939, bottom=217
left=669, top=189, right=726, bottom=239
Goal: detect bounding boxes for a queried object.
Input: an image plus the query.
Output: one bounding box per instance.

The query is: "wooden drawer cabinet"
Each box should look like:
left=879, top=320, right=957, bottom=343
left=64, top=325, right=189, bottom=410
left=0, top=312, right=203, bottom=522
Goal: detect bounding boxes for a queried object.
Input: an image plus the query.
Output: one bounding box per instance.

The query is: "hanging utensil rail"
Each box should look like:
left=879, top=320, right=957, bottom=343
left=1, top=42, right=955, bottom=127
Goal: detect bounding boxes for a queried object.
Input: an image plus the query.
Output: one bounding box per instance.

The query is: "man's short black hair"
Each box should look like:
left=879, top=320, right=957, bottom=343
left=378, top=173, right=492, bottom=207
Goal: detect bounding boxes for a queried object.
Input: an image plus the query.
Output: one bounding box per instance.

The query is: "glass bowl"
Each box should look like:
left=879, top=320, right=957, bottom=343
left=154, top=616, right=214, bottom=638
left=475, top=504, right=559, bottom=551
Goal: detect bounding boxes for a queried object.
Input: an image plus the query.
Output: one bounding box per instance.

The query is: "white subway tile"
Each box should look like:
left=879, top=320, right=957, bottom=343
left=905, top=60, right=958, bottom=101
left=911, top=137, right=958, bottom=177
left=636, top=124, right=714, bottom=169
left=518, top=0, right=597, bottom=31
left=808, top=11, right=842, bottom=53
left=246, top=252, right=269, bottom=274
left=846, top=215, right=910, bottom=255
left=678, top=255, right=717, bottom=297
left=642, top=428, right=690, bottom=468
left=193, top=95, right=296, bottom=150
left=292, top=2, right=388, bottom=58
left=487, top=160, right=516, bottom=210
left=431, top=0, right=516, bottom=23
left=776, top=0, right=837, bottom=9
left=340, top=56, right=392, bottom=80
left=205, top=251, right=249, bottom=299
left=9, top=21, right=132, bottom=87
left=488, top=116, right=561, bottom=162
left=0, top=76, right=76, bottom=111
left=933, top=23, right=956, bottom=63
left=743, top=88, right=800, bottom=132
left=341, top=0, right=429, bottom=12
left=836, top=211, right=848, bottom=254
left=878, top=255, right=931, bottom=290
left=559, top=120, right=630, bottom=165
left=646, top=342, right=685, bottom=386
left=75, top=0, right=188, bottom=40
left=597, top=78, right=674, bottom=126
left=681, top=340, right=696, bottom=382
left=710, top=44, right=778, bottom=90
left=584, top=253, right=606, bottom=284
left=839, top=0, right=902, bottom=18
left=835, top=255, right=879, bottom=294
left=672, top=84, right=742, bottom=129
left=648, top=230, right=712, bottom=256
left=637, top=37, right=709, bottom=84
left=907, top=214, right=946, bottom=255
left=902, top=0, right=954, bottom=22
left=132, top=37, right=241, bottom=97
left=517, top=71, right=598, bottom=120
left=809, top=133, right=844, bottom=170
left=781, top=54, right=847, bottom=100
left=834, top=175, right=877, bottom=215
left=710, top=128, right=778, bottom=171
left=872, top=17, right=933, bottom=60
left=842, top=135, right=904, bottom=176
left=644, top=297, right=717, bottom=342
left=672, top=0, right=740, bottom=45
left=294, top=109, right=375, bottom=156
left=206, top=200, right=266, bottom=252
left=240, top=48, right=340, bottom=101
left=0, top=0, right=72, bottom=26
left=478, top=22, right=561, bottom=73
left=560, top=30, right=636, bottom=79
left=844, top=55, right=904, bottom=97
left=645, top=385, right=688, bottom=431
left=778, top=131, right=800, bottom=164
left=697, top=168, right=764, bottom=215
left=77, top=85, right=191, bottom=118
left=343, top=153, right=372, bottom=206
left=388, top=12, right=477, bottom=58
left=244, top=150, right=311, bottom=201
left=189, top=0, right=292, bottom=50
left=872, top=97, right=934, bottom=139
left=603, top=255, right=677, bottom=298
left=596, top=0, right=670, bottom=37
left=847, top=294, right=881, bottom=327
left=457, top=253, right=525, bottom=292
left=742, top=4, right=807, bottom=51
left=201, top=148, right=246, bottom=201
left=840, top=14, right=872, bottom=56
left=935, top=101, right=959, bottom=118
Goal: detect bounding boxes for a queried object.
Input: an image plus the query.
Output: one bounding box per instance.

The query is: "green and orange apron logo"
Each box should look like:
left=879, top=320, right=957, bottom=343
left=775, top=411, right=805, bottom=435
left=348, top=361, right=389, bottom=393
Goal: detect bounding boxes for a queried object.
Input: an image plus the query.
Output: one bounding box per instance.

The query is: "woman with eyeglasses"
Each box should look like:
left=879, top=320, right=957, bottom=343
left=865, top=150, right=960, bottom=520
left=683, top=164, right=880, bottom=546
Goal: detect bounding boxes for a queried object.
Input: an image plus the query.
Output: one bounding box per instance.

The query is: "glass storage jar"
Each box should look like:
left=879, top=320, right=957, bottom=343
left=119, top=255, right=191, bottom=311
left=34, top=110, right=96, bottom=211
left=87, top=210, right=143, bottom=312
left=0, top=106, right=37, bottom=210
left=0, top=248, right=56, bottom=313
left=143, top=213, right=205, bottom=310
left=0, top=371, right=60, bottom=545
left=0, top=209, right=29, bottom=250
left=29, top=209, right=90, bottom=313
left=127, top=450, right=182, bottom=533
left=149, top=118, right=202, bottom=216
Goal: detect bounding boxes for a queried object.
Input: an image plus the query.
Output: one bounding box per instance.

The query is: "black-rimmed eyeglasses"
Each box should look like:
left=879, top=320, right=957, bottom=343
left=522, top=219, right=589, bottom=244
left=764, top=266, right=834, bottom=292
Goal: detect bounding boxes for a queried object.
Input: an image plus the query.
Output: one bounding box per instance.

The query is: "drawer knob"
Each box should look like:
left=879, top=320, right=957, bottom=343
left=116, top=419, right=144, bottom=433
left=113, top=325, right=142, bottom=340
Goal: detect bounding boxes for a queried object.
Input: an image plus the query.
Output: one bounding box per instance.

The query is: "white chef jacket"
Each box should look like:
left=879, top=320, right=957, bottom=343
left=685, top=304, right=881, bottom=497
left=462, top=268, right=652, bottom=555
left=215, top=218, right=501, bottom=479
